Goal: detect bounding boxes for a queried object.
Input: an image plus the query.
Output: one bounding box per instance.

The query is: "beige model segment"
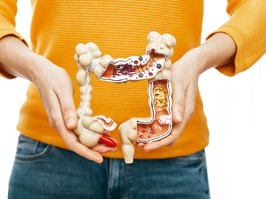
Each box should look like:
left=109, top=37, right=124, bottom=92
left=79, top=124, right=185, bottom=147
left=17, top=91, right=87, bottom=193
left=74, top=43, right=117, bottom=148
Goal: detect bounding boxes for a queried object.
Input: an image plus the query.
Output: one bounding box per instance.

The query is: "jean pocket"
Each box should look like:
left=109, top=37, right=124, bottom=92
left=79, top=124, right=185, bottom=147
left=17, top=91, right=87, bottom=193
left=174, top=150, right=205, bottom=165
left=15, top=134, right=52, bottom=161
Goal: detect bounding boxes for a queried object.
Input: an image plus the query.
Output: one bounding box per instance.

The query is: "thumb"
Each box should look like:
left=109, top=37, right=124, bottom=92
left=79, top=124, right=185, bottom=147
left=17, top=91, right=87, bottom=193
left=171, top=83, right=185, bottom=123
left=59, top=89, right=78, bottom=130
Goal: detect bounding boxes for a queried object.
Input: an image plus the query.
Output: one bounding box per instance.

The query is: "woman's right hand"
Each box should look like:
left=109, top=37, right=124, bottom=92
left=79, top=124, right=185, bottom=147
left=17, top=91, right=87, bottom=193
left=32, top=55, right=117, bottom=163
left=0, top=36, right=116, bottom=163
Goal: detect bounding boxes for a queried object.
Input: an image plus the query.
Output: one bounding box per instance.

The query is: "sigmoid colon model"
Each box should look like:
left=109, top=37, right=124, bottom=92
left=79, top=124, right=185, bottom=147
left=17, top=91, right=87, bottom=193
left=74, top=31, right=176, bottom=163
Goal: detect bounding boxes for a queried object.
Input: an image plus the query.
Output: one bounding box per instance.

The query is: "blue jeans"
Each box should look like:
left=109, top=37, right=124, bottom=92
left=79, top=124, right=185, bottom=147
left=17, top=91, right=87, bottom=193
left=8, top=135, right=210, bottom=199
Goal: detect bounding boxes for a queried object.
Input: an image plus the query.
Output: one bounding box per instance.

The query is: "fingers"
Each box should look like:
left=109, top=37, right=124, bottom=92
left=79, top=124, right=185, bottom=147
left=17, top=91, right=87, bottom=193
left=45, top=93, right=102, bottom=163
left=184, top=83, right=196, bottom=119
left=44, top=89, right=64, bottom=131
left=142, top=124, right=183, bottom=151
left=57, top=85, right=78, bottom=130
left=51, top=69, right=78, bottom=130
left=62, top=130, right=104, bottom=163
left=171, top=62, right=187, bottom=124
left=37, top=67, right=114, bottom=163
left=58, top=116, right=117, bottom=163
left=171, top=82, right=185, bottom=123
left=141, top=83, right=197, bottom=151
left=37, top=66, right=77, bottom=131
left=44, top=82, right=77, bottom=130
left=48, top=94, right=114, bottom=163
left=92, top=143, right=118, bottom=153
left=135, top=142, right=145, bottom=147
left=134, top=76, right=188, bottom=150
left=62, top=129, right=117, bottom=163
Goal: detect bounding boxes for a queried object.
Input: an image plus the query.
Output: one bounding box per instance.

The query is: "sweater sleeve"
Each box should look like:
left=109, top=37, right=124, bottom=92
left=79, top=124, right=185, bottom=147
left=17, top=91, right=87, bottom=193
left=207, top=0, right=266, bottom=76
left=0, top=0, right=28, bottom=78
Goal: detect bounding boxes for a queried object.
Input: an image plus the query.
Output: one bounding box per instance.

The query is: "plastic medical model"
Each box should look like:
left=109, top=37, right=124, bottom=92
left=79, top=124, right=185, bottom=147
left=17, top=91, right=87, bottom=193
left=74, top=31, right=176, bottom=163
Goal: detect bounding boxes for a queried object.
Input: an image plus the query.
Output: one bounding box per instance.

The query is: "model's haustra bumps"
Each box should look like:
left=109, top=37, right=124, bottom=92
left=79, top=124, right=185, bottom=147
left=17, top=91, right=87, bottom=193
left=74, top=31, right=176, bottom=163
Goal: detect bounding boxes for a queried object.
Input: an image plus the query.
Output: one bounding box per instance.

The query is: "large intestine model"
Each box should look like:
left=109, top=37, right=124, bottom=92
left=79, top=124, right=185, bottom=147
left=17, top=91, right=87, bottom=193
left=74, top=31, right=176, bottom=163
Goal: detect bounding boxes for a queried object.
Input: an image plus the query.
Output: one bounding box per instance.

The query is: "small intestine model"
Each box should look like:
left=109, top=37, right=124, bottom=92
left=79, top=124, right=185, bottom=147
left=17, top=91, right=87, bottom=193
left=74, top=31, right=176, bottom=163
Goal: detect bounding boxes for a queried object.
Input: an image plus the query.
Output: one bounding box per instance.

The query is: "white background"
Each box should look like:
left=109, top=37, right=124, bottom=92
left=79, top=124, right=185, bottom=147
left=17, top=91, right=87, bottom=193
left=0, top=0, right=266, bottom=198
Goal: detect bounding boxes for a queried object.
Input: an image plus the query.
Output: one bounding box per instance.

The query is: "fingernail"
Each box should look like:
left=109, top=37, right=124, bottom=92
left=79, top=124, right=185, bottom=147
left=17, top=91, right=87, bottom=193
left=175, top=112, right=182, bottom=122
left=67, top=118, right=75, bottom=128
left=95, top=157, right=103, bottom=164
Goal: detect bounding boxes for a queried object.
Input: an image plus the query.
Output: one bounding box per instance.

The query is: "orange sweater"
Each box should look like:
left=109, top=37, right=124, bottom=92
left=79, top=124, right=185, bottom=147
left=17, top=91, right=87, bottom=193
left=0, top=0, right=265, bottom=159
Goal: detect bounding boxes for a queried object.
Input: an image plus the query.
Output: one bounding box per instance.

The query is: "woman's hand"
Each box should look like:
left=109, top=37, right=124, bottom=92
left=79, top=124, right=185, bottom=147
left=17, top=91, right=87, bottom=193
left=32, top=56, right=117, bottom=163
left=142, top=49, right=201, bottom=151
left=0, top=36, right=116, bottom=163
left=142, top=33, right=236, bottom=151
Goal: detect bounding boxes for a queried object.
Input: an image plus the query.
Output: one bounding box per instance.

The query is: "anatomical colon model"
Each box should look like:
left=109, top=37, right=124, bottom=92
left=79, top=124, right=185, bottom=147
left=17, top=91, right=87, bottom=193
left=74, top=31, right=176, bottom=163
